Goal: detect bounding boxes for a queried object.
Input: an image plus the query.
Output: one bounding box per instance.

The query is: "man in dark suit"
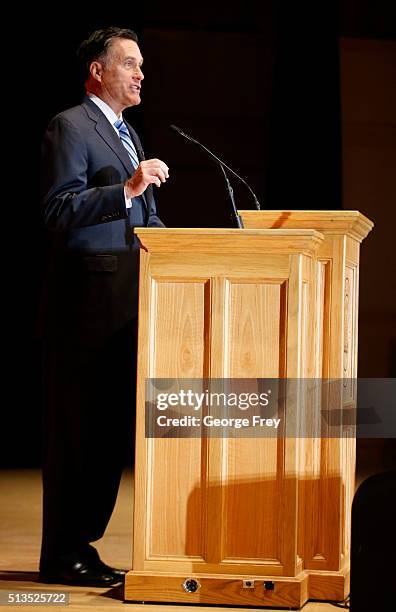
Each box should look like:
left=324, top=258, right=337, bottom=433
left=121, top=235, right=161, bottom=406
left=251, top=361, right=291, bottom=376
left=39, top=27, right=169, bottom=587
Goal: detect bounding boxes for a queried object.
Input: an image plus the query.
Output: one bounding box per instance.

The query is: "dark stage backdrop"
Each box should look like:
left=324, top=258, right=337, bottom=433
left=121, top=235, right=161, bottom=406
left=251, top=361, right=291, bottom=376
left=2, top=1, right=394, bottom=466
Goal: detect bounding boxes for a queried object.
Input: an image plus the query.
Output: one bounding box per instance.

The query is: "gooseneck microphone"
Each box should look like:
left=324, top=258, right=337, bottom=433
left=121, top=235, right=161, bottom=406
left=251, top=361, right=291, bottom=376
left=170, top=124, right=261, bottom=228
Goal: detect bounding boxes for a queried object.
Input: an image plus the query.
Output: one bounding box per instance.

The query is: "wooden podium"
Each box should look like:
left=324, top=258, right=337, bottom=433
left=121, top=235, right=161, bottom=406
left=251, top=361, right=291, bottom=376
left=124, top=211, right=373, bottom=608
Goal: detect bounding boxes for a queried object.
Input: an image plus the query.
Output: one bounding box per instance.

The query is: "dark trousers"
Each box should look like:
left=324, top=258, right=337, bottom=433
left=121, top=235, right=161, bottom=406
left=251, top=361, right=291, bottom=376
left=40, top=319, right=137, bottom=567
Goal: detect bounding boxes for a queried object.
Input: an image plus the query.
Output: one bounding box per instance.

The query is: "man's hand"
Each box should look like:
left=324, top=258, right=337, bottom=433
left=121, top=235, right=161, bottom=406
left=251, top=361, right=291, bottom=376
left=125, top=159, right=169, bottom=198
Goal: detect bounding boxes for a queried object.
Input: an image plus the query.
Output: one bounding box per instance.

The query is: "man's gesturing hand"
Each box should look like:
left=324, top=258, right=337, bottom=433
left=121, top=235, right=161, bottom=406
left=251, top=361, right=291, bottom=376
left=125, top=159, right=169, bottom=198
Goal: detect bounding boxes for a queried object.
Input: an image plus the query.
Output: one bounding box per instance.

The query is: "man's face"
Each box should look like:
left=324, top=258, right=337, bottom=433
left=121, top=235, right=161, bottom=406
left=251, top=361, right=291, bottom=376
left=98, top=38, right=144, bottom=111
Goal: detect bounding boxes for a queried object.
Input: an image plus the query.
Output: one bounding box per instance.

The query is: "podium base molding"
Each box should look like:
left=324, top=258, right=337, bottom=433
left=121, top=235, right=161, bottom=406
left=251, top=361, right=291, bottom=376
left=124, top=567, right=349, bottom=608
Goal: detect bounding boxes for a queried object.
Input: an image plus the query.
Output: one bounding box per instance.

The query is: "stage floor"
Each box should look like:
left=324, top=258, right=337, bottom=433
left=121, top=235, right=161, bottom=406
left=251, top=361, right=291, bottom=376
left=0, top=469, right=347, bottom=611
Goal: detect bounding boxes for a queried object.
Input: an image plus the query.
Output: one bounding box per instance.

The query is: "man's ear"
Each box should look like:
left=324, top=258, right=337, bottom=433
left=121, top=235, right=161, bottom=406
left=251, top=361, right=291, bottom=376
left=90, top=61, right=103, bottom=82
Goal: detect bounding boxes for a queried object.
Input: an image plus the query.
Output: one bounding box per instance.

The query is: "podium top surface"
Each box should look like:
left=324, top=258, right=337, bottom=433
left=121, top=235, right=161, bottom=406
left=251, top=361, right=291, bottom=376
left=134, top=228, right=324, bottom=255
left=238, top=210, right=373, bottom=242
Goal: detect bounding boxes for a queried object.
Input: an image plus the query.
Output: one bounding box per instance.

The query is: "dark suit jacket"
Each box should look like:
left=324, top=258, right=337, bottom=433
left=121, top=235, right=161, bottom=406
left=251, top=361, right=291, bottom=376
left=40, top=95, right=164, bottom=345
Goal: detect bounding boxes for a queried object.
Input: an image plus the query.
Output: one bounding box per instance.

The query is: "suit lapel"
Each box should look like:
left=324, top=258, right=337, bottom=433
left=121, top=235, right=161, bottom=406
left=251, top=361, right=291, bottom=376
left=82, top=97, right=149, bottom=216
left=82, top=98, right=135, bottom=176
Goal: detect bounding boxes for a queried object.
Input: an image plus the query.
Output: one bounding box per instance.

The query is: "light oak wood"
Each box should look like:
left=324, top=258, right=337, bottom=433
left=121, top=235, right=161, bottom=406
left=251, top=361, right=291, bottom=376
left=125, top=217, right=372, bottom=607
left=239, top=210, right=373, bottom=242
left=240, top=212, right=371, bottom=584
left=124, top=572, right=309, bottom=608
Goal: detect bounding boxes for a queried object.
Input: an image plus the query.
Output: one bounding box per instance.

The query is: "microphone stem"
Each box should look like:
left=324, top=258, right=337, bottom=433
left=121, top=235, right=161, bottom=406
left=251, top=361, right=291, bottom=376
left=183, top=133, right=260, bottom=210
left=170, top=124, right=261, bottom=214
left=219, top=165, right=244, bottom=229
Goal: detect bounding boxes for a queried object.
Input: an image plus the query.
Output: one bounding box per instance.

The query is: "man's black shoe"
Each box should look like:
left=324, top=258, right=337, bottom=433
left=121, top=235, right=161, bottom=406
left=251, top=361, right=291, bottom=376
left=39, top=550, right=126, bottom=587
left=94, top=562, right=127, bottom=580
left=83, top=545, right=127, bottom=580
left=39, top=560, right=121, bottom=587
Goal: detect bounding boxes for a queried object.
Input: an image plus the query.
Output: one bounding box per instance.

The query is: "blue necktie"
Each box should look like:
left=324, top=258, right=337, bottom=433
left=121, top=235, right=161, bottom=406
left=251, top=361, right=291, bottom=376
left=114, top=118, right=139, bottom=169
